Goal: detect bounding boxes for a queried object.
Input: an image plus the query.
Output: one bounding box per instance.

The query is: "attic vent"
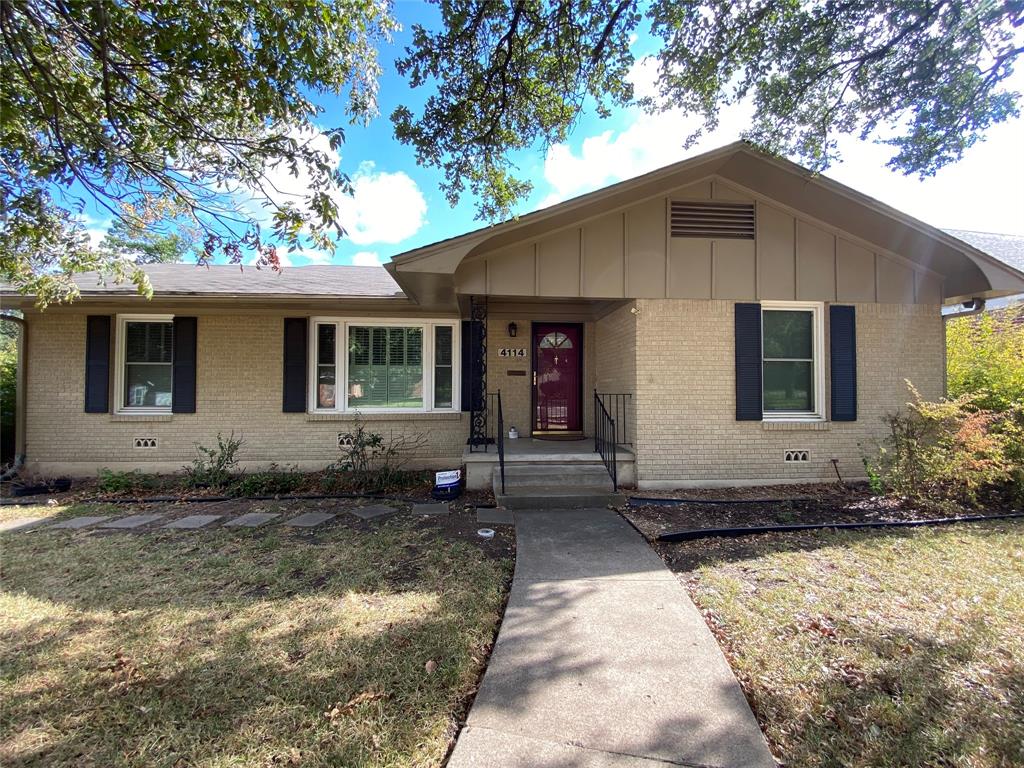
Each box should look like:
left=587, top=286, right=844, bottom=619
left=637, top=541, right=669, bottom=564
left=784, top=449, right=809, bottom=463
left=134, top=437, right=158, bottom=450
left=670, top=201, right=755, bottom=239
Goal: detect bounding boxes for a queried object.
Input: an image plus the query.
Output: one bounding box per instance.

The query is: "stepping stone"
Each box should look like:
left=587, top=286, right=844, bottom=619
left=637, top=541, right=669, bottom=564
left=49, top=515, right=112, bottom=530
left=0, top=517, right=49, bottom=533
left=350, top=504, right=395, bottom=521
left=284, top=512, right=335, bottom=528
left=477, top=507, right=514, bottom=526
left=413, top=502, right=450, bottom=516
left=162, top=515, right=223, bottom=530
left=100, top=514, right=164, bottom=529
left=223, top=512, right=280, bottom=528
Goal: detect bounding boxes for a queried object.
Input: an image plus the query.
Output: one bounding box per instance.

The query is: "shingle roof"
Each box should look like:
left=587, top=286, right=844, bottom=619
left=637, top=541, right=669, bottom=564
left=943, top=229, right=1024, bottom=274
left=7, top=263, right=404, bottom=298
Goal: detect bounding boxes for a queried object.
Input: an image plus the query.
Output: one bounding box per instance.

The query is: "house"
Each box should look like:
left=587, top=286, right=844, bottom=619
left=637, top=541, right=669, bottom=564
left=3, top=142, right=1023, bottom=496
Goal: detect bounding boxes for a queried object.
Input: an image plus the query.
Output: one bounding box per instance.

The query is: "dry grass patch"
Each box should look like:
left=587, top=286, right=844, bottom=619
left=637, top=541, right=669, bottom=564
left=0, top=503, right=513, bottom=767
left=683, top=521, right=1024, bottom=767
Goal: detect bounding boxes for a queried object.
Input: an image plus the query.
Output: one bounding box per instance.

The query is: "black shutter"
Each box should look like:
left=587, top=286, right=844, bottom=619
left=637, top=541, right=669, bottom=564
left=461, top=319, right=487, bottom=412
left=830, top=305, right=857, bottom=421
left=84, top=315, right=111, bottom=413
left=282, top=317, right=308, bottom=413
left=735, top=303, right=763, bottom=421
left=171, top=316, right=198, bottom=413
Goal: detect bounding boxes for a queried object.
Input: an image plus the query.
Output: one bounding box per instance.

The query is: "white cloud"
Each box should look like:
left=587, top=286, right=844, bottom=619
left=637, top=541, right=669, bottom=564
left=539, top=58, right=752, bottom=207
left=539, top=57, right=1024, bottom=235
left=341, top=162, right=428, bottom=245
left=251, top=129, right=428, bottom=247
left=245, top=250, right=293, bottom=268
left=350, top=250, right=381, bottom=266
left=73, top=212, right=110, bottom=248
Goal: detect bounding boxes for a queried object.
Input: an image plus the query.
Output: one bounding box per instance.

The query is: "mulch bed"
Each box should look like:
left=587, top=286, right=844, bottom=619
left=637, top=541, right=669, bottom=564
left=623, top=481, right=1022, bottom=572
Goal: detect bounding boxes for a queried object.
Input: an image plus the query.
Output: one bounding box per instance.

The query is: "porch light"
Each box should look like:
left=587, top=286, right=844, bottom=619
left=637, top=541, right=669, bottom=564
left=507, top=322, right=518, bottom=338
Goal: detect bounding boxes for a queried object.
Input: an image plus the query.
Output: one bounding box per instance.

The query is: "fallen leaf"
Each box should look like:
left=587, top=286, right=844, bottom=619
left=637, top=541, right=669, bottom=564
left=425, top=659, right=437, bottom=674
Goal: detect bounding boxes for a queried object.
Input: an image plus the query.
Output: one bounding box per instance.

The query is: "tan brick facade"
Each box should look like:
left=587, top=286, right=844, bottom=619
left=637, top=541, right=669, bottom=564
left=22, top=300, right=945, bottom=487
left=23, top=312, right=467, bottom=475
left=630, top=300, right=945, bottom=487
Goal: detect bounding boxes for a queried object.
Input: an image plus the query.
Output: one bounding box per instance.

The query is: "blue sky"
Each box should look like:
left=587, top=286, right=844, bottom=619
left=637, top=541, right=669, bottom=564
left=80, top=4, right=1024, bottom=266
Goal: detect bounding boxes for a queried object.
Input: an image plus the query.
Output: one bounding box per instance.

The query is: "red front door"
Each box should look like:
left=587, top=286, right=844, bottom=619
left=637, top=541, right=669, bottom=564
left=533, top=323, right=582, bottom=434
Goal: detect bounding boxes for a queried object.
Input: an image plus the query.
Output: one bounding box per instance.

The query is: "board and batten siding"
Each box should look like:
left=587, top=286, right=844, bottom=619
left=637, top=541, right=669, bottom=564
left=454, top=177, right=945, bottom=304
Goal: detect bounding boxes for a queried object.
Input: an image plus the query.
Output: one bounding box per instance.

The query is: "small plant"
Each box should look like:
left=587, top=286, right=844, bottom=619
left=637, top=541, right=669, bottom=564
left=231, top=464, right=304, bottom=497
left=323, top=413, right=428, bottom=493
left=183, top=432, right=243, bottom=489
left=97, top=468, right=158, bottom=494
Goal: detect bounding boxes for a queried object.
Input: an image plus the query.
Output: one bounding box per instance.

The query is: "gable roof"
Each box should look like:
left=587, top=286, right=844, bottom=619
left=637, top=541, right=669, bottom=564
left=385, top=141, right=1024, bottom=307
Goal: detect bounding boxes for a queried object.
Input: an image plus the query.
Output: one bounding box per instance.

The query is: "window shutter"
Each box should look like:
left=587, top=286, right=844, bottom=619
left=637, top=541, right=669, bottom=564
left=172, top=316, right=197, bottom=413
left=84, top=315, right=112, bottom=413
left=282, top=317, right=308, bottom=413
left=460, top=319, right=484, bottom=412
left=830, top=305, right=857, bottom=421
left=735, top=303, right=763, bottom=421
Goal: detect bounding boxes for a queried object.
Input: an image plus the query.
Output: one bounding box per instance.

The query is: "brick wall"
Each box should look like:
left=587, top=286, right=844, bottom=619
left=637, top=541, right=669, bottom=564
left=24, top=313, right=467, bottom=475
left=632, top=300, right=945, bottom=487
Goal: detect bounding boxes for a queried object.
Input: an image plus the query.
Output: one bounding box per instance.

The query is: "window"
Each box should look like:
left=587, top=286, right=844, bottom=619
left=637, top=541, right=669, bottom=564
left=117, top=315, right=174, bottom=412
left=310, top=318, right=458, bottom=412
left=761, top=303, right=824, bottom=419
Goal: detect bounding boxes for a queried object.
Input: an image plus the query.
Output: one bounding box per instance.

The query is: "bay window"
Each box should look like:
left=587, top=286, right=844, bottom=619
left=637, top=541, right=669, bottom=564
left=310, top=319, right=458, bottom=412
left=761, top=302, right=824, bottom=419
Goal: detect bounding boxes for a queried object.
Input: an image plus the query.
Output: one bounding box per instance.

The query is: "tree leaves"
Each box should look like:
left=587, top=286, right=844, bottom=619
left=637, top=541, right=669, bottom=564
left=395, top=0, right=1023, bottom=220
left=0, top=0, right=396, bottom=305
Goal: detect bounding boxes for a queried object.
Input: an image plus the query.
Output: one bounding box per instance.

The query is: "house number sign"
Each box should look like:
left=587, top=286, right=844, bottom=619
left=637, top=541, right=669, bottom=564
left=498, top=347, right=527, bottom=358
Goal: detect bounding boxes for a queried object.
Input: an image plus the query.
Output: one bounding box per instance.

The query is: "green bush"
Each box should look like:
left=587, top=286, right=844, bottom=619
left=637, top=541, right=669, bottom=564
left=947, top=307, right=1024, bottom=411
left=231, top=464, right=304, bottom=497
left=97, top=468, right=159, bottom=494
left=867, top=383, right=1021, bottom=507
left=183, top=432, right=243, bottom=489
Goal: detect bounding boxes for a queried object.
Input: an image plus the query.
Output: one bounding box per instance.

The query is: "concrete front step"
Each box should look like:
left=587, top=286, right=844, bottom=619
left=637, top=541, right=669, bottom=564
left=499, top=462, right=614, bottom=487
left=492, top=461, right=621, bottom=509
left=496, top=486, right=625, bottom=510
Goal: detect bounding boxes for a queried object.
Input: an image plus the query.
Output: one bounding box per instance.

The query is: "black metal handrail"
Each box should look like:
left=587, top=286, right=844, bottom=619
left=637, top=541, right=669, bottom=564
left=493, top=390, right=506, bottom=494
left=593, top=391, right=618, bottom=491
left=593, top=392, right=632, bottom=446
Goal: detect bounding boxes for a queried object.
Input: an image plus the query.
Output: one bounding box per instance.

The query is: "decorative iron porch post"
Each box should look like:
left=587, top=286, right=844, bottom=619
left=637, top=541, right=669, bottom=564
left=467, top=295, right=489, bottom=450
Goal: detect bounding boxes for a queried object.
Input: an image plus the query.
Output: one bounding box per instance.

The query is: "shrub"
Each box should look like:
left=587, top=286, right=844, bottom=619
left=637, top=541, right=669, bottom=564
left=231, top=464, right=304, bottom=497
left=322, top=413, right=427, bottom=493
left=867, top=382, right=1020, bottom=507
left=97, top=468, right=159, bottom=494
left=183, top=432, right=243, bottom=489
left=946, top=307, right=1024, bottom=411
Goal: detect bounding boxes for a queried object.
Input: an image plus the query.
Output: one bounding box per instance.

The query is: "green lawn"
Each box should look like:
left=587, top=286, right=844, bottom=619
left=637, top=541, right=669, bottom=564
left=686, top=521, right=1024, bottom=768
left=0, top=502, right=513, bottom=767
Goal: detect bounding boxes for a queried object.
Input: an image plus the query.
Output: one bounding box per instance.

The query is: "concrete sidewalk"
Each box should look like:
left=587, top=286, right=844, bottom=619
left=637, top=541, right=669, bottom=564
left=447, top=508, right=776, bottom=768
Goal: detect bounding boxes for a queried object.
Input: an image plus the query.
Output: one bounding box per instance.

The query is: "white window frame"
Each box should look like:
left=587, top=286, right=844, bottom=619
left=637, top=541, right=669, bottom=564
left=760, top=301, right=825, bottom=421
left=114, top=313, right=175, bottom=415
left=308, top=317, right=460, bottom=414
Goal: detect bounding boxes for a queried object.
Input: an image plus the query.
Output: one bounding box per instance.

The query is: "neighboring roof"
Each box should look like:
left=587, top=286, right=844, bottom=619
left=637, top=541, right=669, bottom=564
left=943, top=230, right=1024, bottom=275
left=2, top=264, right=404, bottom=301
